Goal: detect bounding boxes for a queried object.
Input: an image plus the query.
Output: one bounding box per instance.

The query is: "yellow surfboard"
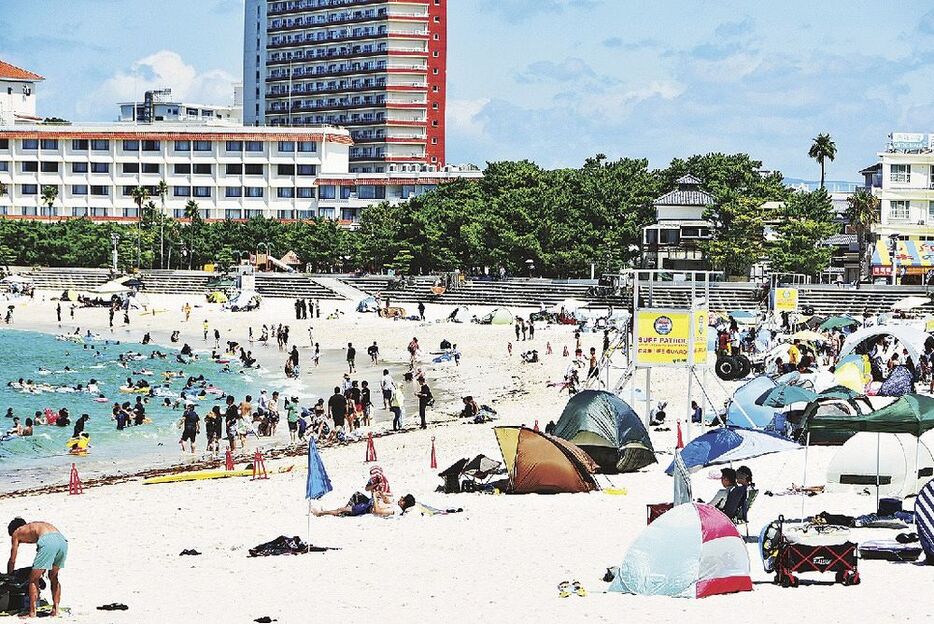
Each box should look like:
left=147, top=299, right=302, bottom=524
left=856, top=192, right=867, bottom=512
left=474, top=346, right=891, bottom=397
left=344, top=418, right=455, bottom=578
left=143, top=469, right=253, bottom=485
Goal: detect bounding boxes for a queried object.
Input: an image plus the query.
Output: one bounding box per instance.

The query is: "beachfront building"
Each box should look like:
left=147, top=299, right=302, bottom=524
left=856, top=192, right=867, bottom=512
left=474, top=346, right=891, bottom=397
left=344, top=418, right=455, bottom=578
left=243, top=0, right=447, bottom=172
left=641, top=174, right=714, bottom=271
left=0, top=123, right=479, bottom=223
left=118, top=87, right=243, bottom=125
left=868, top=132, right=934, bottom=284
left=0, top=60, right=43, bottom=126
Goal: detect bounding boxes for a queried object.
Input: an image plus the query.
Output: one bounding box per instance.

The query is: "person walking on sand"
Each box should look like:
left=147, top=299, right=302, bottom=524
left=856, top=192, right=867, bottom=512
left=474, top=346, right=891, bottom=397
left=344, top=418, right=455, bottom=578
left=416, top=376, right=432, bottom=430
left=418, top=301, right=426, bottom=321
left=346, top=342, right=356, bottom=373
left=529, top=319, right=535, bottom=340
left=514, top=318, right=520, bottom=341
left=407, top=337, right=419, bottom=368
left=381, top=369, right=395, bottom=409
left=368, top=341, right=379, bottom=364
left=203, top=320, right=209, bottom=341
left=56, top=302, right=61, bottom=324
left=179, top=402, right=200, bottom=454
left=7, top=518, right=67, bottom=618
left=183, top=302, right=191, bottom=322
left=214, top=328, right=221, bottom=350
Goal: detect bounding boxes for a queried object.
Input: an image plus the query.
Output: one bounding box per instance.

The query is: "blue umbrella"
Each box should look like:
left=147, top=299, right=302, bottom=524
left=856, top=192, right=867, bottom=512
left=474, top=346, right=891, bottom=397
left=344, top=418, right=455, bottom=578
left=665, top=427, right=801, bottom=474
left=306, top=438, right=332, bottom=500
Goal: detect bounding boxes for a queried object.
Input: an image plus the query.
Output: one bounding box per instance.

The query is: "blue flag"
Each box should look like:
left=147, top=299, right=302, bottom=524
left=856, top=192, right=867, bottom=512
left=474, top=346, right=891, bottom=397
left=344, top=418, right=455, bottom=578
left=306, top=438, right=333, bottom=500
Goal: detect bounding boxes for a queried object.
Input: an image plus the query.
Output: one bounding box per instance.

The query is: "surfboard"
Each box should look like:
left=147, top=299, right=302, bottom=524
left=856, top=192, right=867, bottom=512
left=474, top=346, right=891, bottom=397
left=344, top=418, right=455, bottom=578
left=143, top=469, right=253, bottom=485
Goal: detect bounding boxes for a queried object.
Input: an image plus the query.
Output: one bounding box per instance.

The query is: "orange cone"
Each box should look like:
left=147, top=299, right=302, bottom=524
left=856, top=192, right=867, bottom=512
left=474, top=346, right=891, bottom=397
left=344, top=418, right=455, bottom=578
left=225, top=449, right=234, bottom=471
left=365, top=432, right=377, bottom=462
left=533, top=419, right=540, bottom=432
left=676, top=420, right=684, bottom=449
left=68, top=464, right=83, bottom=496
left=251, top=450, right=268, bottom=480
left=430, top=436, right=437, bottom=469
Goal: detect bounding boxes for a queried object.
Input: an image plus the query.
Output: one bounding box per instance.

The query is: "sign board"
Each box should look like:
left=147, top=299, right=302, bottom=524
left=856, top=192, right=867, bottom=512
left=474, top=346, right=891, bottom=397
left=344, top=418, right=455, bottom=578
left=773, top=287, right=799, bottom=312
left=890, top=132, right=928, bottom=152
left=635, top=307, right=708, bottom=367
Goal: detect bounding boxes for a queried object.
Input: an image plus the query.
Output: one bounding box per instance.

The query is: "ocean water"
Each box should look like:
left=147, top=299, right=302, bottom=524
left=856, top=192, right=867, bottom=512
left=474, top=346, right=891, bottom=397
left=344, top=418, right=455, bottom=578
left=0, top=329, right=264, bottom=490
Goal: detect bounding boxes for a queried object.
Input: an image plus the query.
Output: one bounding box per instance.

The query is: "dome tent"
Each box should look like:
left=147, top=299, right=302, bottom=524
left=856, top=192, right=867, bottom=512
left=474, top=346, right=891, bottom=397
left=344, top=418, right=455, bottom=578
left=553, top=390, right=655, bottom=473
left=826, top=432, right=934, bottom=498
left=356, top=296, right=379, bottom=313
left=476, top=307, right=514, bottom=325
left=608, top=503, right=752, bottom=599
left=493, top=426, right=598, bottom=494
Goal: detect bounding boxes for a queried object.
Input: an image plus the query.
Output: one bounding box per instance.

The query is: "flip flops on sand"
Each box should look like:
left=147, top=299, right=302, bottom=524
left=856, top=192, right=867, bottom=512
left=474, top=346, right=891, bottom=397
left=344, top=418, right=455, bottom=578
left=557, top=580, right=587, bottom=598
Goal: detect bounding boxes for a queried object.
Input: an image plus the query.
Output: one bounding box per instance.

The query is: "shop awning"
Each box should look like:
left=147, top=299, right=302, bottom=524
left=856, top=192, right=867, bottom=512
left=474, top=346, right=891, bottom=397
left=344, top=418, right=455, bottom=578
left=871, top=239, right=934, bottom=276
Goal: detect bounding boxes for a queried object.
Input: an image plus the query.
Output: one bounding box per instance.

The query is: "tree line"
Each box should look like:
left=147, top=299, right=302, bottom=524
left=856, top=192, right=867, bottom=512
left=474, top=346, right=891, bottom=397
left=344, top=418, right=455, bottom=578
left=0, top=149, right=862, bottom=278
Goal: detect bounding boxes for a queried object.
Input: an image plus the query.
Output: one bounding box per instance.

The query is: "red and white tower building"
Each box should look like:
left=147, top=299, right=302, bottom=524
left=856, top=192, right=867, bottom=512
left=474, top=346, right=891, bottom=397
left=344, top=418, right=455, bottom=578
left=244, top=0, right=447, bottom=173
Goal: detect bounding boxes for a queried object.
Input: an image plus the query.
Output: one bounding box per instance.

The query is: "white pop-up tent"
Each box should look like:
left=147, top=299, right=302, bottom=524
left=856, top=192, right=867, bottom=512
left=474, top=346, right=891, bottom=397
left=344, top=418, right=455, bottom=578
left=826, top=432, right=934, bottom=498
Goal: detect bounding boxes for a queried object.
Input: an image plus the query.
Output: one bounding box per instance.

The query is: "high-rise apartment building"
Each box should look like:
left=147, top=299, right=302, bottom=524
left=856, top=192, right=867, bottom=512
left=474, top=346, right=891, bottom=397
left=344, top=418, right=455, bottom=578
left=244, top=0, right=446, bottom=173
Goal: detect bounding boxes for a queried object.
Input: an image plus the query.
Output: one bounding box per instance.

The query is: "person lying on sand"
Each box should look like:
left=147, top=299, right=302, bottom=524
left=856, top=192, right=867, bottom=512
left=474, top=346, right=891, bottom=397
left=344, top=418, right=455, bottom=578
left=311, top=493, right=415, bottom=518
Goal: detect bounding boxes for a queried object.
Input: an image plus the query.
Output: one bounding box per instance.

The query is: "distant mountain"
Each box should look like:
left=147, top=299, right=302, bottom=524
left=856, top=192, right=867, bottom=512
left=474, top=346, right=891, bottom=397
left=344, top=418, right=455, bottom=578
left=782, top=178, right=860, bottom=193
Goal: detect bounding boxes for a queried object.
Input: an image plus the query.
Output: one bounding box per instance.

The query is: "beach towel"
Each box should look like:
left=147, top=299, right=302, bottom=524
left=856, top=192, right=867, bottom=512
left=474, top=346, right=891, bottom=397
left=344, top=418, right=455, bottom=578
left=368, top=465, right=391, bottom=494
left=248, top=536, right=335, bottom=557
left=416, top=503, right=464, bottom=516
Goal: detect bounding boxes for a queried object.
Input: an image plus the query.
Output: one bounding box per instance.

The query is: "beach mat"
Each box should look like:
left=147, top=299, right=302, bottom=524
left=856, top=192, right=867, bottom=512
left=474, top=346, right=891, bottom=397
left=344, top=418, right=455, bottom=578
left=248, top=536, right=337, bottom=557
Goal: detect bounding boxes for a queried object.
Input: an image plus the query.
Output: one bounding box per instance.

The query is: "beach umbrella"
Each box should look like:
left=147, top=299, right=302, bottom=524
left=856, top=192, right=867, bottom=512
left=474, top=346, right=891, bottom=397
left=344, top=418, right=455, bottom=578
left=665, top=427, right=801, bottom=474
left=672, top=449, right=692, bottom=505
left=306, top=438, right=333, bottom=546
left=891, top=296, right=931, bottom=311
left=791, top=330, right=826, bottom=343
left=819, top=316, right=860, bottom=331
left=755, top=384, right=818, bottom=408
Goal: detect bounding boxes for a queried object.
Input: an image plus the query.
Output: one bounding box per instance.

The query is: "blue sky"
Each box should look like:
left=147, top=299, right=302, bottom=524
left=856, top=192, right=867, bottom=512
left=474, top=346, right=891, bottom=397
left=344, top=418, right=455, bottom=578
left=2, top=0, right=934, bottom=180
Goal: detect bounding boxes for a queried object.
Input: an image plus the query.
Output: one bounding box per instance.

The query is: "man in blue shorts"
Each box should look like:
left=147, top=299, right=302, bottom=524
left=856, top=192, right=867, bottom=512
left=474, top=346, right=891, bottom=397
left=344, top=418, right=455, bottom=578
left=7, top=518, right=67, bottom=617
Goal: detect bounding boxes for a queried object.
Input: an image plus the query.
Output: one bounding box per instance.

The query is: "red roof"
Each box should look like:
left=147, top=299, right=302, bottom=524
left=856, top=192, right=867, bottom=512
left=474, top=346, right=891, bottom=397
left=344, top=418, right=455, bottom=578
left=0, top=60, right=43, bottom=82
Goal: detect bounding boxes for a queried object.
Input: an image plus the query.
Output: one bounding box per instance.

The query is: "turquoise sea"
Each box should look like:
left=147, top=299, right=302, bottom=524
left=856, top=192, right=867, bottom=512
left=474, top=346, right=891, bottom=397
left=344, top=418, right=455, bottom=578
left=0, top=329, right=259, bottom=491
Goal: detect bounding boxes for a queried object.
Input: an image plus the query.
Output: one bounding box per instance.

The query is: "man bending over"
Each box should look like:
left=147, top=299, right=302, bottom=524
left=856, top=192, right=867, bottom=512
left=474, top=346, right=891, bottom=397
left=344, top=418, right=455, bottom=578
left=7, top=518, right=67, bottom=617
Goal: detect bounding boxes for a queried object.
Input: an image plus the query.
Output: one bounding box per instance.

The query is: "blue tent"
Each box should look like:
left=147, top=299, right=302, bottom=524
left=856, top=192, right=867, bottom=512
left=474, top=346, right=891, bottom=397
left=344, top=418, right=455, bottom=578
left=665, top=427, right=801, bottom=474
left=726, top=376, right=778, bottom=428
left=356, top=297, right=380, bottom=313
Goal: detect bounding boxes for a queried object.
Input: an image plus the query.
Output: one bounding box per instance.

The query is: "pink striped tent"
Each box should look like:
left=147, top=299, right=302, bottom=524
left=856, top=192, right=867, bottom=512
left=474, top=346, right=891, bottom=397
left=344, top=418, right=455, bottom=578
left=609, top=503, right=752, bottom=598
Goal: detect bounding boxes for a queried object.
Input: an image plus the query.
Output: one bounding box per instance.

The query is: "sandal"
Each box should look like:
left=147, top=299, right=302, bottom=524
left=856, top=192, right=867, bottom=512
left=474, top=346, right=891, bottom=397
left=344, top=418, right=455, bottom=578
left=572, top=580, right=587, bottom=597
left=557, top=581, right=571, bottom=598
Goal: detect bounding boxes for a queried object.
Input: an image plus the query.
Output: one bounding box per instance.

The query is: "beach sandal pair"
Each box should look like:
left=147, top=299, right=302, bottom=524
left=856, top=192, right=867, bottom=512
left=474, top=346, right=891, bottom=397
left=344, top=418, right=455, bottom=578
left=557, top=580, right=587, bottom=598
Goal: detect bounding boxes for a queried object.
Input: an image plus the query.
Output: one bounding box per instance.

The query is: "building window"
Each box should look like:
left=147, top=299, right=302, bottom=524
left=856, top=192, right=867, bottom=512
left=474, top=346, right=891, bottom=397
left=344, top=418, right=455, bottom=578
left=193, top=140, right=211, bottom=151
left=225, top=187, right=242, bottom=198
left=433, top=34, right=439, bottom=40
left=175, top=140, right=191, bottom=152
left=277, top=187, right=294, bottom=198
left=226, top=164, right=243, bottom=175
left=72, top=184, right=88, bottom=196
left=244, top=187, right=264, bottom=198
left=123, top=140, right=140, bottom=151
left=432, top=51, right=439, bottom=57
left=21, top=161, right=38, bottom=173
left=72, top=139, right=89, bottom=151
left=141, top=163, right=160, bottom=174
left=0, top=161, right=7, bottom=172
left=431, top=120, right=438, bottom=127
left=225, top=209, right=242, bottom=219
left=174, top=186, right=191, bottom=197
left=174, top=163, right=192, bottom=175
left=226, top=141, right=243, bottom=152
left=890, top=200, right=910, bottom=220
left=928, top=201, right=934, bottom=223
left=90, top=162, right=109, bottom=173
left=318, top=184, right=336, bottom=199
left=891, top=164, right=910, bottom=184
left=40, top=139, right=58, bottom=150
left=193, top=186, right=211, bottom=198
left=193, top=163, right=212, bottom=175
left=22, top=184, right=38, bottom=195
left=91, top=139, right=109, bottom=151
left=245, top=141, right=263, bottom=152
left=71, top=162, right=88, bottom=173
left=296, top=187, right=315, bottom=198
left=0, top=139, right=8, bottom=150
left=431, top=138, right=438, bottom=145
left=40, top=161, right=59, bottom=173
left=244, top=164, right=264, bottom=175
left=297, top=164, right=317, bottom=176
left=277, top=164, right=295, bottom=175
left=298, top=141, right=317, bottom=152
left=141, top=140, right=160, bottom=151
left=122, top=162, right=139, bottom=174
left=90, top=185, right=108, bottom=196
left=278, top=141, right=295, bottom=152
left=22, top=139, right=38, bottom=150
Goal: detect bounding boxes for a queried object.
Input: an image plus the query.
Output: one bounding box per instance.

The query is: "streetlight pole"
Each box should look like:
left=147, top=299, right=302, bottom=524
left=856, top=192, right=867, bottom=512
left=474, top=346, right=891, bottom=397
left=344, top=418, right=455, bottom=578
left=111, top=233, right=120, bottom=273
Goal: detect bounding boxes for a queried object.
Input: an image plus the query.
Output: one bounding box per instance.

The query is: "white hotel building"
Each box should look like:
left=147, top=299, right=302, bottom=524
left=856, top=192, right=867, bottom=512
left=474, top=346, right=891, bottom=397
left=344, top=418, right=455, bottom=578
left=0, top=123, right=479, bottom=222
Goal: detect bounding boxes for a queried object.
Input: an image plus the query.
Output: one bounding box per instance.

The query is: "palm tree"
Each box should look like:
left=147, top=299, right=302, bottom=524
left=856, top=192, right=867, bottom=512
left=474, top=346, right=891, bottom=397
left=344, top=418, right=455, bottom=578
left=184, top=200, right=200, bottom=270
left=808, top=133, right=837, bottom=189
left=846, top=188, right=880, bottom=282
left=131, top=186, right=150, bottom=268
left=40, top=185, right=58, bottom=220
left=156, top=180, right=169, bottom=268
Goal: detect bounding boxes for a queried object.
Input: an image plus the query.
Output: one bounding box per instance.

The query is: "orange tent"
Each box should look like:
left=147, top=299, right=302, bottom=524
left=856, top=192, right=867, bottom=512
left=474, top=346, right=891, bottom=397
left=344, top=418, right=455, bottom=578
left=494, top=426, right=599, bottom=494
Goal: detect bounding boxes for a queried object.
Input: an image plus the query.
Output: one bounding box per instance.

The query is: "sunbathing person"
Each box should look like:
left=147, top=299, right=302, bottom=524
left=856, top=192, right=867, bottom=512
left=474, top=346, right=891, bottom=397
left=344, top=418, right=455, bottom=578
left=312, top=493, right=415, bottom=518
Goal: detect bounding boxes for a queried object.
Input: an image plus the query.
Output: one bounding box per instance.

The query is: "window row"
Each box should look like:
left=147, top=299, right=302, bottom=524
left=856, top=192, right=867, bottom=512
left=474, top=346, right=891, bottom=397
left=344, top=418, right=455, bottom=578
left=2, top=162, right=319, bottom=176
left=1, top=138, right=319, bottom=154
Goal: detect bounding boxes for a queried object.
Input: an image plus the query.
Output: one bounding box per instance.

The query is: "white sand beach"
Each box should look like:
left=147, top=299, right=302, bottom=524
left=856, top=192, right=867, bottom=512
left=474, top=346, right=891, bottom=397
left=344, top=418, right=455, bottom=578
left=0, top=292, right=929, bottom=623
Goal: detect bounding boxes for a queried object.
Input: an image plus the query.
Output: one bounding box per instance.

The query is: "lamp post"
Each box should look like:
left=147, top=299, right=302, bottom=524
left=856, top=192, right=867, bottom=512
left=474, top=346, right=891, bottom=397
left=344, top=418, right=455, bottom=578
left=525, top=258, right=535, bottom=278
left=110, top=233, right=120, bottom=273
left=888, top=233, right=899, bottom=286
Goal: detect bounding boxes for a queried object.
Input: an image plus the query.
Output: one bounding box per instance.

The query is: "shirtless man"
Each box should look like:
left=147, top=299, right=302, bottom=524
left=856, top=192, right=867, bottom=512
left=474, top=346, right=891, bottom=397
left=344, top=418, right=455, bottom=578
left=7, top=518, right=67, bottom=617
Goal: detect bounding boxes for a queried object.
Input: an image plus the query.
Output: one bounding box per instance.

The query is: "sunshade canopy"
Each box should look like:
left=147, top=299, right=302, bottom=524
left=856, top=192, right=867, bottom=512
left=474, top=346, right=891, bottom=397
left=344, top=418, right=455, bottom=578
left=819, top=316, right=860, bottom=331
left=839, top=325, right=931, bottom=372
left=665, top=427, right=801, bottom=474
left=807, top=394, right=934, bottom=437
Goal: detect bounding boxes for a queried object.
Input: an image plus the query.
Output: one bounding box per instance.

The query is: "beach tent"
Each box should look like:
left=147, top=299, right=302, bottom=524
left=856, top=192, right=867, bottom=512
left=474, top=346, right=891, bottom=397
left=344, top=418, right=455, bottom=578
left=92, top=279, right=131, bottom=295
left=608, top=503, right=752, bottom=599
left=878, top=365, right=915, bottom=397
left=549, top=298, right=587, bottom=313
left=127, top=293, right=150, bottom=310
left=356, top=296, right=379, bottom=313
left=477, top=307, right=514, bottom=325
left=63, top=289, right=79, bottom=302
left=834, top=354, right=872, bottom=393
left=755, top=384, right=817, bottom=408
left=807, top=394, right=934, bottom=437
left=553, top=390, right=655, bottom=473
left=800, top=395, right=895, bottom=446
left=207, top=291, right=228, bottom=303
left=726, top=376, right=778, bottom=428
left=891, top=296, right=932, bottom=311
left=916, top=479, right=934, bottom=562
left=839, top=325, right=930, bottom=370
left=446, top=305, right=470, bottom=323
left=826, top=432, right=934, bottom=498
left=665, top=427, right=801, bottom=474
left=493, top=426, right=598, bottom=494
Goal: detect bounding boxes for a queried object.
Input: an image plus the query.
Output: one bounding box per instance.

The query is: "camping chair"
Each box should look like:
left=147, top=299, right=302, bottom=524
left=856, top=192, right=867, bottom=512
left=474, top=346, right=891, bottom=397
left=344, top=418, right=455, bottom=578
left=735, top=487, right=759, bottom=539
left=461, top=454, right=503, bottom=491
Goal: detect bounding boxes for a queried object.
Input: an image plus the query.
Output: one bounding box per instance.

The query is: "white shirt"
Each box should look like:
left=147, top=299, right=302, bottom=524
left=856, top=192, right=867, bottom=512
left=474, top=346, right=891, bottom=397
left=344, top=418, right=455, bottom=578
left=381, top=374, right=395, bottom=392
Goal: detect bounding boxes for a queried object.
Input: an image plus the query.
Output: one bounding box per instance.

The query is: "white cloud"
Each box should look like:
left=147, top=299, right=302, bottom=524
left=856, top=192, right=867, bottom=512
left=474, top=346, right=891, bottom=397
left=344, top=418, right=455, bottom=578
left=446, top=98, right=491, bottom=141
left=76, top=50, right=237, bottom=118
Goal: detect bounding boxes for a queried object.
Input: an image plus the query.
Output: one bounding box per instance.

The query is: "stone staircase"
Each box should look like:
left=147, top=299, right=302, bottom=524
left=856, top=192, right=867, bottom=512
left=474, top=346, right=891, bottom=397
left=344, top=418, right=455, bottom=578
left=253, top=273, right=342, bottom=300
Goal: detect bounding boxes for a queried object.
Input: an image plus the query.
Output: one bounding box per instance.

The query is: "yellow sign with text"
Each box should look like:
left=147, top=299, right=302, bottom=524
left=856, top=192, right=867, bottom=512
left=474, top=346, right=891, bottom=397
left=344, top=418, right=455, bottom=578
left=635, top=308, right=708, bottom=367
left=774, top=287, right=799, bottom=312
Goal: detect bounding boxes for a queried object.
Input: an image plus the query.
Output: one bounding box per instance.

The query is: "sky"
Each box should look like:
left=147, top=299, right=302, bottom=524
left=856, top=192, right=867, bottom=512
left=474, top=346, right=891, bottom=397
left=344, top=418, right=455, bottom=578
left=2, top=0, right=934, bottom=181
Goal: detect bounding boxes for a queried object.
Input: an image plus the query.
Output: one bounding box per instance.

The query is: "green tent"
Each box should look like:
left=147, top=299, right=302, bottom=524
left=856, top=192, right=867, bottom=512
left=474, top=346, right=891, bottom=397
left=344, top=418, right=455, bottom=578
left=553, top=390, right=655, bottom=473
left=806, top=394, right=934, bottom=437
left=819, top=316, right=860, bottom=331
